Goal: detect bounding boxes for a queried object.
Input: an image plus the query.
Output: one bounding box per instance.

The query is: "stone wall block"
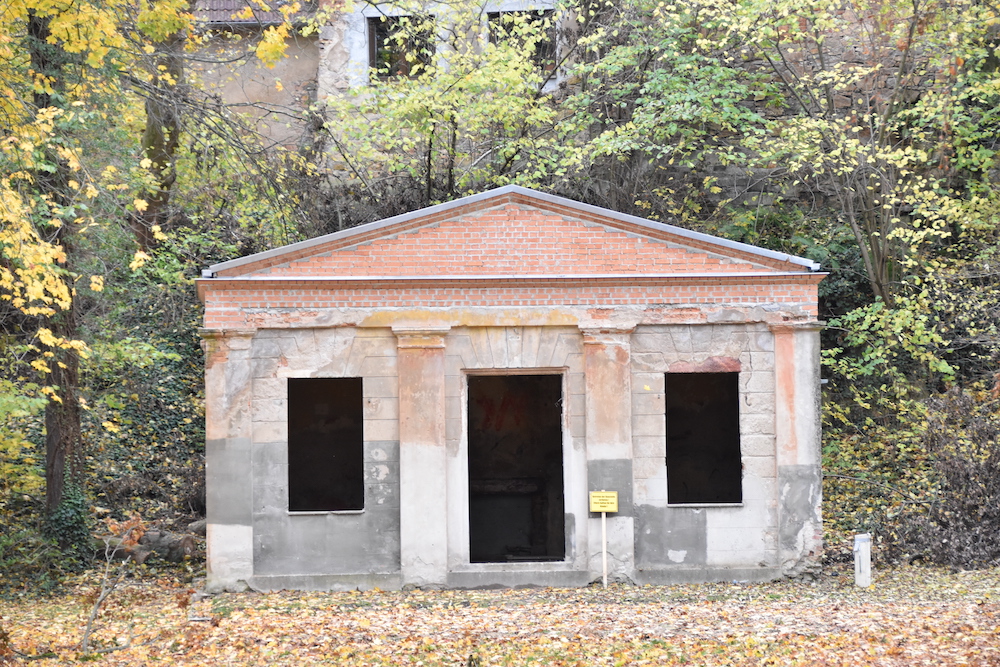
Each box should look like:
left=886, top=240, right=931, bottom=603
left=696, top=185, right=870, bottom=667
left=346, top=337, right=395, bottom=376
left=740, top=413, right=776, bottom=437
left=551, top=334, right=582, bottom=368
left=754, top=330, right=776, bottom=352
left=631, top=390, right=665, bottom=415
left=633, top=455, right=665, bottom=480
left=743, top=455, right=777, bottom=479
left=359, top=355, right=398, bottom=378
left=535, top=328, right=561, bottom=367
left=750, top=350, right=775, bottom=370
left=671, top=326, right=693, bottom=354
left=742, top=391, right=775, bottom=414
left=252, top=339, right=282, bottom=359
left=364, top=376, right=398, bottom=399
left=253, top=421, right=286, bottom=444
left=367, top=483, right=400, bottom=508
left=364, top=460, right=399, bottom=484
left=253, top=378, right=285, bottom=402
left=448, top=334, right=478, bottom=368
left=365, top=440, right=399, bottom=462
left=631, top=351, right=666, bottom=372
left=690, top=325, right=715, bottom=351
left=520, top=327, right=542, bottom=367
left=634, top=476, right=667, bottom=504
left=251, top=398, right=286, bottom=423
left=252, top=357, right=279, bottom=379
left=488, top=327, right=509, bottom=367
left=632, top=372, right=665, bottom=393
left=468, top=328, right=494, bottom=368
left=741, top=433, right=775, bottom=457
left=742, top=371, right=775, bottom=394
left=252, top=440, right=288, bottom=468
left=366, top=419, right=399, bottom=441
left=632, top=435, right=666, bottom=459
left=505, top=327, right=523, bottom=366
left=632, top=413, right=666, bottom=438
left=364, top=396, right=399, bottom=421
left=632, top=332, right=674, bottom=355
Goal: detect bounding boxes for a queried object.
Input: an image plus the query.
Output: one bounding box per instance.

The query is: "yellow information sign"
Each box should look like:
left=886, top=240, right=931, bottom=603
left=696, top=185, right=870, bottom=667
left=589, top=491, right=618, bottom=513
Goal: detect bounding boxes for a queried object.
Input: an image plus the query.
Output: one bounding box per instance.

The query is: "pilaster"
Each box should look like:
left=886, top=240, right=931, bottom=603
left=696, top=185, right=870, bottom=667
left=394, top=325, right=451, bottom=587
left=770, top=321, right=824, bottom=575
left=581, top=327, right=635, bottom=581
left=201, top=328, right=256, bottom=592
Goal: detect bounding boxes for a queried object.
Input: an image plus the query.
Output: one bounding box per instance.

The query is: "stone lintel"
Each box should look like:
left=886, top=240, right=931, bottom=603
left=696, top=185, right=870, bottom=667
left=393, top=325, right=451, bottom=349
left=767, top=320, right=824, bottom=334
left=580, top=326, right=635, bottom=346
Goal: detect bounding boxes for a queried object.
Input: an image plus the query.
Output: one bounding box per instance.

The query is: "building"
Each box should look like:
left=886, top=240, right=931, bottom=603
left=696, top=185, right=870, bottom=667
left=197, top=185, right=825, bottom=591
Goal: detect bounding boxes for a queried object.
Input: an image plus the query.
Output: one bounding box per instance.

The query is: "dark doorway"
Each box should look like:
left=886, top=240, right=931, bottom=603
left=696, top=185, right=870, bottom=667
left=665, top=372, right=742, bottom=504
left=287, top=377, right=364, bottom=511
left=467, top=374, right=565, bottom=562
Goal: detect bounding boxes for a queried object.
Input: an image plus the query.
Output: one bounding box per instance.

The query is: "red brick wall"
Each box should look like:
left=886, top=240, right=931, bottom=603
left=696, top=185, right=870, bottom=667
left=220, top=204, right=780, bottom=278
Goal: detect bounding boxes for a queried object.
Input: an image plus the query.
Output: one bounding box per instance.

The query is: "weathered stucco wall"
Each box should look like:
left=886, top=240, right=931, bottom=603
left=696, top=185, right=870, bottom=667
left=194, top=32, right=320, bottom=147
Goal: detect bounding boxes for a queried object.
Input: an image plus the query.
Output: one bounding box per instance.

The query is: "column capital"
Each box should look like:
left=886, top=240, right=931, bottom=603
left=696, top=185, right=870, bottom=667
left=200, top=329, right=256, bottom=366
left=392, top=325, right=451, bottom=349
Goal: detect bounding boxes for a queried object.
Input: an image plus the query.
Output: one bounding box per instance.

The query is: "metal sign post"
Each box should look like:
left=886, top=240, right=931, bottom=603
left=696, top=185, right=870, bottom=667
left=589, top=490, right=619, bottom=589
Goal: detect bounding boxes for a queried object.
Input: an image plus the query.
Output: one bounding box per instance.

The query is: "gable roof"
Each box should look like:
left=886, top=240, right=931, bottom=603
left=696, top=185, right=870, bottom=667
left=203, top=186, right=821, bottom=283
left=194, top=0, right=315, bottom=26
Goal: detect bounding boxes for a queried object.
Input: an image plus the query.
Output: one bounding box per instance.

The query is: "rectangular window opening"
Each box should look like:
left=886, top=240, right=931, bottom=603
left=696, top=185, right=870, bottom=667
left=487, top=10, right=556, bottom=71
left=367, top=15, right=435, bottom=78
left=468, top=374, right=565, bottom=562
left=666, top=372, right=742, bottom=504
left=287, top=377, right=364, bottom=512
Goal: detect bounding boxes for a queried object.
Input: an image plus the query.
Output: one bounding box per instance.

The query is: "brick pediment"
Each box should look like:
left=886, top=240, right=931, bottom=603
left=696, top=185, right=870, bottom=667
left=205, top=186, right=818, bottom=280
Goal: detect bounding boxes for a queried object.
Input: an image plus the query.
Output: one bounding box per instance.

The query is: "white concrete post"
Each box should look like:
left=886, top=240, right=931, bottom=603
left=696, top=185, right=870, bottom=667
left=854, top=533, right=872, bottom=587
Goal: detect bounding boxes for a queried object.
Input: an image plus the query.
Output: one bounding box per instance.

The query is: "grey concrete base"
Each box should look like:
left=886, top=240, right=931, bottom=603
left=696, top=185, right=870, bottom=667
left=635, top=566, right=783, bottom=585
left=247, top=573, right=403, bottom=592
left=447, top=569, right=591, bottom=589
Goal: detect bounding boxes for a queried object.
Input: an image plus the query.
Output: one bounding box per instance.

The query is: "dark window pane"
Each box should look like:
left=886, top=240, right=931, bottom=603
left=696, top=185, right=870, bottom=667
left=487, top=10, right=556, bottom=71
left=666, top=373, right=742, bottom=504
left=368, top=15, right=434, bottom=78
left=287, top=377, right=364, bottom=511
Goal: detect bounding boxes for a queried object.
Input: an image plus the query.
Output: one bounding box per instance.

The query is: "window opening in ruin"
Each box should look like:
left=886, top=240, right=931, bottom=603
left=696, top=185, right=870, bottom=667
left=665, top=372, right=742, bottom=504
left=367, top=15, right=435, bottom=78
left=467, top=374, right=565, bottom=562
left=287, top=377, right=364, bottom=511
left=487, top=10, right=556, bottom=71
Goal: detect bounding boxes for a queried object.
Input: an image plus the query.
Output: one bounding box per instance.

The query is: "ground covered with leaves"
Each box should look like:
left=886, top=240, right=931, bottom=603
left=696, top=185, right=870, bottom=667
left=2, top=565, right=998, bottom=666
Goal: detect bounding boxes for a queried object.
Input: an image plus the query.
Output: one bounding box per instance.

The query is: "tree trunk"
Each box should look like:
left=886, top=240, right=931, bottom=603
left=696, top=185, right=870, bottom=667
left=44, top=307, right=82, bottom=517
left=27, top=11, right=85, bottom=518
left=133, top=13, right=188, bottom=249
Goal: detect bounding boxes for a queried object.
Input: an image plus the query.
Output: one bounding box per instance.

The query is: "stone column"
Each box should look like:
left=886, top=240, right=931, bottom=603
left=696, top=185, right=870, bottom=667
left=770, top=322, right=824, bottom=576
left=581, top=327, right=635, bottom=582
left=394, top=325, right=451, bottom=587
left=201, top=329, right=255, bottom=592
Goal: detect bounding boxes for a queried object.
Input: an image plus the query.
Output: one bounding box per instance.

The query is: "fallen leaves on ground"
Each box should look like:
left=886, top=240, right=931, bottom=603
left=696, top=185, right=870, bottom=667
left=2, top=564, right=999, bottom=665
